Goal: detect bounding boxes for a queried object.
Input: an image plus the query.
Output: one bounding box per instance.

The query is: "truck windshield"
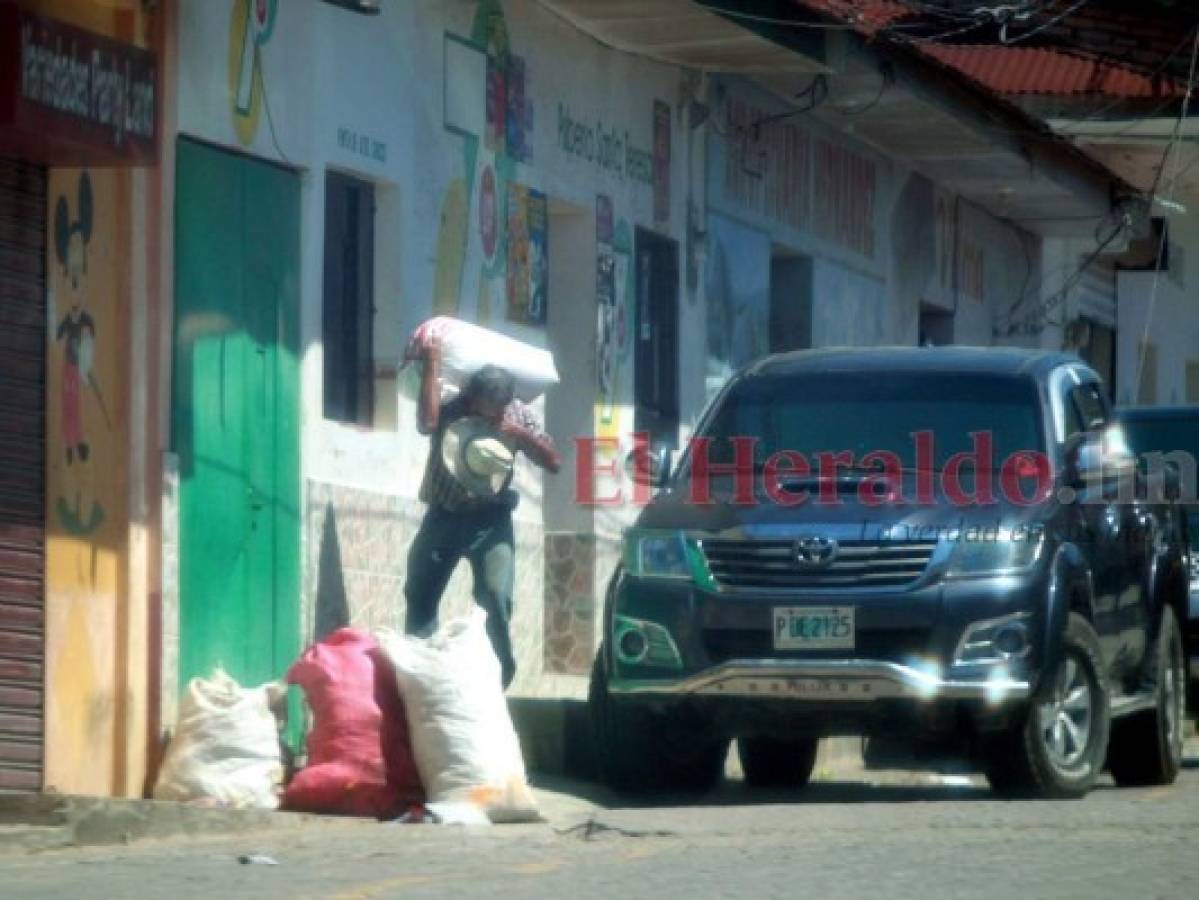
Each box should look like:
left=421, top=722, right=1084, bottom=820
left=694, top=371, right=1045, bottom=473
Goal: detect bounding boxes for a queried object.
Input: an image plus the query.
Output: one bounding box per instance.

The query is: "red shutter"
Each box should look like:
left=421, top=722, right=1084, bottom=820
left=0, top=155, right=46, bottom=792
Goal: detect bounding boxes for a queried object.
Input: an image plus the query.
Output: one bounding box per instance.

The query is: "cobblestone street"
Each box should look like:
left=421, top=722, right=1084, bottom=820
left=6, top=751, right=1197, bottom=900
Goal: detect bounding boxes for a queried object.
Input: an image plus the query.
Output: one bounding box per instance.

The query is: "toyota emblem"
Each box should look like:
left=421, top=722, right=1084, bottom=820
left=794, top=536, right=839, bottom=569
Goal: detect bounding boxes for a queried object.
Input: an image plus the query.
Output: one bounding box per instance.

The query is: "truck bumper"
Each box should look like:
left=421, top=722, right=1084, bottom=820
left=609, top=658, right=1031, bottom=703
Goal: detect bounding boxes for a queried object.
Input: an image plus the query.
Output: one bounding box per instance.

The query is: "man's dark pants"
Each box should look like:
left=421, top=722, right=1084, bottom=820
left=404, top=503, right=517, bottom=687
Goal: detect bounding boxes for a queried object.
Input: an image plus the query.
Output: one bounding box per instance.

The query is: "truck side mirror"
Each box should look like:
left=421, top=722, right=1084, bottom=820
left=624, top=445, right=673, bottom=489
left=1065, top=426, right=1135, bottom=488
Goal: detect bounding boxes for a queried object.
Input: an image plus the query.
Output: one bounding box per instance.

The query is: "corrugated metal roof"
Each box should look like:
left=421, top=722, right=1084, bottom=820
left=923, top=44, right=1186, bottom=98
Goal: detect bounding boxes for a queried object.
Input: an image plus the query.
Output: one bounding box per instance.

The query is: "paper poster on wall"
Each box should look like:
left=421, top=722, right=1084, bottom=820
left=486, top=45, right=506, bottom=152
left=506, top=184, right=548, bottom=325
left=506, top=55, right=526, bottom=162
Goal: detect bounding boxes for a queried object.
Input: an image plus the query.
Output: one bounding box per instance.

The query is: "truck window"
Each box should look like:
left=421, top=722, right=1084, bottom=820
left=1071, top=384, right=1108, bottom=432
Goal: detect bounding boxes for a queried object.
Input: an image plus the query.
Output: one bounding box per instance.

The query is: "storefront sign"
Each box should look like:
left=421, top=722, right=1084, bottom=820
left=0, top=4, right=157, bottom=164
left=721, top=95, right=877, bottom=261
left=336, top=125, right=387, bottom=164
left=557, top=102, right=656, bottom=186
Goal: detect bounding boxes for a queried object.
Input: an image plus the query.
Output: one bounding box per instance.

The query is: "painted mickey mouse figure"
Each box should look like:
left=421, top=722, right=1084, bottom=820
left=54, top=172, right=98, bottom=466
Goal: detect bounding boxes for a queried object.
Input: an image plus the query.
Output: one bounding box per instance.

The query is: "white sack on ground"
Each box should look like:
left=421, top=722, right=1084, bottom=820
left=377, top=611, right=540, bottom=824
left=402, top=316, right=559, bottom=402
left=153, top=669, right=284, bottom=809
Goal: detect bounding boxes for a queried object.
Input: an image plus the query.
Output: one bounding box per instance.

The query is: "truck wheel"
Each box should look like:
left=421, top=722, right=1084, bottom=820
left=588, top=650, right=727, bottom=795
left=737, top=736, right=819, bottom=789
left=985, top=613, right=1110, bottom=800
left=1107, top=606, right=1185, bottom=787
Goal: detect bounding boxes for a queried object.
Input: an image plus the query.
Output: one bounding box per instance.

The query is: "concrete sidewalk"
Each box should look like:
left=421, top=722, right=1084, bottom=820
left=0, top=791, right=356, bottom=854
left=0, top=734, right=914, bottom=857
left=6, top=732, right=1193, bottom=856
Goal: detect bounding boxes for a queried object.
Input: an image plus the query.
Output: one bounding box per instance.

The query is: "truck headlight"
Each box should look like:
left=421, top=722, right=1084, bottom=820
left=623, top=530, right=694, bottom=580
left=944, top=530, right=1044, bottom=579
left=613, top=615, right=684, bottom=669
left=955, top=611, right=1033, bottom=665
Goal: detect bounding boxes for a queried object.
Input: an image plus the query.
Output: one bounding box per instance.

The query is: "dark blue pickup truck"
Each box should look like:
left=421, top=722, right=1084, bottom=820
left=591, top=348, right=1190, bottom=799
left=1117, top=405, right=1198, bottom=710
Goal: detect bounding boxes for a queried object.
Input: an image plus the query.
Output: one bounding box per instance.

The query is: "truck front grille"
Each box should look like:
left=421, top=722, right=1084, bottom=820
left=699, top=539, right=937, bottom=591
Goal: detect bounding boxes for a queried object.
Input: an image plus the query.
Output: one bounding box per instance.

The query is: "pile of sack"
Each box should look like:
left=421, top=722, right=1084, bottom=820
left=155, top=319, right=553, bottom=823
left=153, top=611, right=539, bottom=824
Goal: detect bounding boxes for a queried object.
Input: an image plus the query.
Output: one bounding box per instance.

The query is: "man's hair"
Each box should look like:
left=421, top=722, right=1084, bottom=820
left=465, top=364, right=516, bottom=408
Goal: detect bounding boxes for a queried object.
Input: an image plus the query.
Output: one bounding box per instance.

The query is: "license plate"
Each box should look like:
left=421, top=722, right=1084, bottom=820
left=773, top=606, right=855, bottom=650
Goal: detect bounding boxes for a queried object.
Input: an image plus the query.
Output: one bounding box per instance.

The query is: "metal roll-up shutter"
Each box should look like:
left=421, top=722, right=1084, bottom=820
left=0, top=155, right=46, bottom=792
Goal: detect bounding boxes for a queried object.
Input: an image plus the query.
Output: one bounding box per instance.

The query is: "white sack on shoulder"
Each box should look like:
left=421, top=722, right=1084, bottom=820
left=377, top=611, right=540, bottom=823
left=153, top=669, right=284, bottom=809
left=402, top=316, right=559, bottom=402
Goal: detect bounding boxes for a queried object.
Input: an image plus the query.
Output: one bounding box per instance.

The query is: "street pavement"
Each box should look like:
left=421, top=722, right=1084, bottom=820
left=4, top=748, right=1197, bottom=900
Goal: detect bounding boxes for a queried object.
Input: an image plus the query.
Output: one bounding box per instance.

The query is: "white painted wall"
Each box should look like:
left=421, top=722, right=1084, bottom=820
left=705, top=78, right=1042, bottom=362
left=1117, top=269, right=1199, bottom=406
left=176, top=0, right=695, bottom=510
left=1114, top=208, right=1199, bottom=406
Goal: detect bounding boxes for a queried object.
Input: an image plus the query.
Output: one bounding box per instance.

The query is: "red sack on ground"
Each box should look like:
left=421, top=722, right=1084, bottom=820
left=283, top=628, right=422, bottom=817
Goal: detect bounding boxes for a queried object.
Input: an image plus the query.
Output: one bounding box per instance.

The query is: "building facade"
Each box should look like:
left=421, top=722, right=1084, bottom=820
left=159, top=0, right=1136, bottom=753
left=0, top=0, right=1151, bottom=798
left=164, top=0, right=698, bottom=721
left=0, top=0, right=165, bottom=796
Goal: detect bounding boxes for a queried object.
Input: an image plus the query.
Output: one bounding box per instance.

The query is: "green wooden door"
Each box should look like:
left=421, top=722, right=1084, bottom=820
left=172, top=139, right=300, bottom=694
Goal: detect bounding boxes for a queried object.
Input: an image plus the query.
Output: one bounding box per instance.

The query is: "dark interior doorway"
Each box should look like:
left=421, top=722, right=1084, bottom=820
left=634, top=229, right=679, bottom=449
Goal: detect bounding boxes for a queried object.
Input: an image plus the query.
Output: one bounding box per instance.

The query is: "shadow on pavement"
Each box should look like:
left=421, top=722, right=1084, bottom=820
left=530, top=772, right=991, bottom=811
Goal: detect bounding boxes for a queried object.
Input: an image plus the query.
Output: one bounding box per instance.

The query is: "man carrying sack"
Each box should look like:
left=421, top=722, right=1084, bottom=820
left=405, top=333, right=561, bottom=688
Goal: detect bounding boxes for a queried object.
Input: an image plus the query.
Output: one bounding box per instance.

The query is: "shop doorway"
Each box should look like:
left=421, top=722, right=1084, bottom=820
left=633, top=229, right=679, bottom=449
left=0, top=155, right=47, bottom=791
left=769, top=252, right=812, bottom=352
left=172, top=140, right=301, bottom=693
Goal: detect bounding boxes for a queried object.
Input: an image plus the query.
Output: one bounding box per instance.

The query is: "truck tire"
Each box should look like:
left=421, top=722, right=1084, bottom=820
left=985, top=613, right=1111, bottom=800
left=737, top=736, right=819, bottom=789
left=588, top=650, right=727, bottom=795
left=1107, top=606, right=1185, bottom=787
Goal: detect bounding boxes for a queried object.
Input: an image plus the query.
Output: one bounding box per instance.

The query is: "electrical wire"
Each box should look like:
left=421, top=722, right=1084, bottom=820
left=906, top=18, right=992, bottom=44
left=1002, top=0, right=1092, bottom=45
left=1036, top=24, right=1198, bottom=129
left=832, top=64, right=895, bottom=115
left=691, top=2, right=891, bottom=30
left=1133, top=25, right=1199, bottom=400
left=1001, top=210, right=1128, bottom=336
left=258, top=48, right=292, bottom=166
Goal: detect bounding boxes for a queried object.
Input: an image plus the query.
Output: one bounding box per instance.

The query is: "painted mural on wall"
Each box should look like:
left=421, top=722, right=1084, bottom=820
left=44, top=167, right=131, bottom=795
left=228, top=0, right=278, bottom=146
left=434, top=0, right=526, bottom=322
left=50, top=172, right=114, bottom=537
left=436, top=0, right=667, bottom=334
